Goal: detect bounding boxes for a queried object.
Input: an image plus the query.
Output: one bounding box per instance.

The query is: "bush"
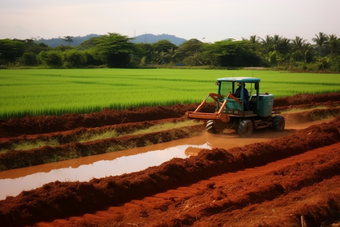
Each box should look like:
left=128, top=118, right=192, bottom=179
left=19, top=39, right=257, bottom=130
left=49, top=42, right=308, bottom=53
left=19, top=52, right=37, bottom=66
left=63, top=50, right=86, bottom=68
left=37, top=50, right=63, bottom=67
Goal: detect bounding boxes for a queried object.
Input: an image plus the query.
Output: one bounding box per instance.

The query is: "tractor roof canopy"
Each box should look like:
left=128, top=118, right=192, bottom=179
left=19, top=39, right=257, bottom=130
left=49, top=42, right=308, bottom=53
left=217, top=77, right=261, bottom=83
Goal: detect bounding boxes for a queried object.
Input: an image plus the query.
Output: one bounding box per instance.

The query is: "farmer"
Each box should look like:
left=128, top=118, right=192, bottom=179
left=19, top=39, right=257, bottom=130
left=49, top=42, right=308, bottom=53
left=234, top=82, right=249, bottom=110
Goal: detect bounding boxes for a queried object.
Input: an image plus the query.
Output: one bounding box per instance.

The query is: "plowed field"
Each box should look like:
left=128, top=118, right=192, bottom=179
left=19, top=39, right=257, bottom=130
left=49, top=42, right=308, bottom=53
left=1, top=93, right=340, bottom=227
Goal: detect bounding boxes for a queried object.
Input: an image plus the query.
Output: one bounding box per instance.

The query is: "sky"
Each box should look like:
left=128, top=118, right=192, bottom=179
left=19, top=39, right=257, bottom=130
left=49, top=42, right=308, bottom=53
left=1, top=0, right=339, bottom=43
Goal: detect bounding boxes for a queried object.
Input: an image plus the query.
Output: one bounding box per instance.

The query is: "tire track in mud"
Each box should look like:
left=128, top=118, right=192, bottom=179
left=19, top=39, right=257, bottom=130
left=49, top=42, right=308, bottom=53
left=1, top=117, right=340, bottom=227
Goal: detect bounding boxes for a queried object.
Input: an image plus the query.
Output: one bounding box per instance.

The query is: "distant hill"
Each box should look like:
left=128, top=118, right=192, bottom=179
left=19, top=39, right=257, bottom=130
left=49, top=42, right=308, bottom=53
left=37, top=34, right=100, bottom=48
left=37, top=33, right=187, bottom=48
left=132, top=33, right=186, bottom=45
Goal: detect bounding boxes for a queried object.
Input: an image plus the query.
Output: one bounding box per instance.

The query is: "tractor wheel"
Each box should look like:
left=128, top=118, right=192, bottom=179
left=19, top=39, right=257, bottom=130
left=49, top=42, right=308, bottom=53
left=273, top=115, right=285, bottom=131
left=238, top=119, right=253, bottom=137
left=206, top=120, right=223, bottom=134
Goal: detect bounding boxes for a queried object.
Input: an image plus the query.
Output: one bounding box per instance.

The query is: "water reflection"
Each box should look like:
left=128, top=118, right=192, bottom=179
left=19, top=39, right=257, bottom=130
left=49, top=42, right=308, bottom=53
left=0, top=123, right=305, bottom=201
left=0, top=142, right=210, bottom=200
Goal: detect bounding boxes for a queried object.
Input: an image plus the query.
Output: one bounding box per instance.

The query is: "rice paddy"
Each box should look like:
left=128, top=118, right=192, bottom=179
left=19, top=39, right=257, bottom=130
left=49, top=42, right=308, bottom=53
left=0, top=68, right=339, bottom=120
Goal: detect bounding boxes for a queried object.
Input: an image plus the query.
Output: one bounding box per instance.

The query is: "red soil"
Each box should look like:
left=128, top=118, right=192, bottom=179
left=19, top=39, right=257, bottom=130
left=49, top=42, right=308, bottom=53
left=0, top=93, right=340, bottom=227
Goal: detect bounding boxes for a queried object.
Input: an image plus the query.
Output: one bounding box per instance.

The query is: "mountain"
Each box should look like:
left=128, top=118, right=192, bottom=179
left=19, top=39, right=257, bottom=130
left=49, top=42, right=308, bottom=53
left=37, top=34, right=100, bottom=48
left=132, top=33, right=186, bottom=45
left=37, top=33, right=187, bottom=48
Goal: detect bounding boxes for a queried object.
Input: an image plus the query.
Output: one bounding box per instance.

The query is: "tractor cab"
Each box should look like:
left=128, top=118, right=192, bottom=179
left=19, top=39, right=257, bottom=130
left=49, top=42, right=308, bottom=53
left=217, top=77, right=273, bottom=117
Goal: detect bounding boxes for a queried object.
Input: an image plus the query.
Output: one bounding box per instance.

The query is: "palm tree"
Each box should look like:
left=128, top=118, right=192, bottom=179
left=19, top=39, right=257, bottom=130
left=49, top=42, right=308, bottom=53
left=278, top=37, right=291, bottom=57
left=249, top=35, right=260, bottom=44
left=326, top=34, right=339, bottom=59
left=291, top=36, right=305, bottom=62
left=167, top=47, right=180, bottom=64
left=312, top=32, right=328, bottom=57
left=301, top=43, right=312, bottom=63
left=261, top=35, right=273, bottom=54
left=272, top=35, right=281, bottom=52
left=188, top=52, right=203, bottom=66
left=156, top=51, right=167, bottom=64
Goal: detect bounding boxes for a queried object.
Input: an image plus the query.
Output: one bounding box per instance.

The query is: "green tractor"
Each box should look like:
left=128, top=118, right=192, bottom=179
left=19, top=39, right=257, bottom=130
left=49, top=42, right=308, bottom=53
left=186, top=77, right=285, bottom=137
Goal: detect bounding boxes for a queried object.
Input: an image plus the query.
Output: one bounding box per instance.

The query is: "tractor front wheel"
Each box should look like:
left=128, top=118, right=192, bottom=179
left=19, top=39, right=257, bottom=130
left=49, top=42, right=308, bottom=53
left=206, top=120, right=224, bottom=134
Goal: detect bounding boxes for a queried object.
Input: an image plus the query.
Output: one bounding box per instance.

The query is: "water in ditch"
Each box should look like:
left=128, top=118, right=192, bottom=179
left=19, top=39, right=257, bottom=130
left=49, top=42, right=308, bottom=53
left=0, top=119, right=328, bottom=200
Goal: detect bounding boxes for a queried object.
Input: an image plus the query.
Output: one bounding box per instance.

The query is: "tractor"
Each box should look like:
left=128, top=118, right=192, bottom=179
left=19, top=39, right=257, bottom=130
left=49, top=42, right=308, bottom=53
left=186, top=77, right=285, bottom=137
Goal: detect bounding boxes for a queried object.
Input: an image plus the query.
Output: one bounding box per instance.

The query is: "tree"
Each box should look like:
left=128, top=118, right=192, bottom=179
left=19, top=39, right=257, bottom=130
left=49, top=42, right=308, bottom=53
left=19, top=52, right=37, bottom=66
left=249, top=35, right=260, bottom=44
left=291, top=36, right=306, bottom=62
left=155, top=51, right=167, bottom=64
left=55, top=45, right=74, bottom=52
left=261, top=35, right=273, bottom=54
left=301, top=43, right=312, bottom=63
left=63, top=36, right=73, bottom=46
left=63, top=50, right=86, bottom=68
left=326, top=34, right=339, bottom=59
left=0, top=39, right=25, bottom=64
left=78, top=37, right=101, bottom=50
left=37, top=50, right=63, bottom=67
left=135, top=43, right=153, bottom=65
left=24, top=39, right=49, bottom=54
left=95, top=33, right=139, bottom=68
left=312, top=32, right=328, bottom=57
left=167, top=47, right=181, bottom=64
left=152, top=40, right=177, bottom=53
left=178, top=39, right=203, bottom=56
left=177, top=39, right=204, bottom=65
left=208, top=40, right=262, bottom=67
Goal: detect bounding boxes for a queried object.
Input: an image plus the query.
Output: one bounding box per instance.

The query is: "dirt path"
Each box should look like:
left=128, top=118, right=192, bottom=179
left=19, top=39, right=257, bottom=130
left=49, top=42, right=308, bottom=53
left=0, top=93, right=340, bottom=227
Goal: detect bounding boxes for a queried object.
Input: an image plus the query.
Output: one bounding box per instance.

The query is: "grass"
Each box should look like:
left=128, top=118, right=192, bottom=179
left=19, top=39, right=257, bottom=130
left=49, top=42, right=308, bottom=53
left=1, top=69, right=340, bottom=120
left=130, top=120, right=200, bottom=135
left=0, top=119, right=201, bottom=154
left=78, top=130, right=118, bottom=143
left=0, top=139, right=59, bottom=154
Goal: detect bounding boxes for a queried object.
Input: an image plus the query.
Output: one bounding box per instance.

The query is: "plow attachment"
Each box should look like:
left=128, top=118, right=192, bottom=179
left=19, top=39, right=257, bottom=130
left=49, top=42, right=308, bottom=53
left=186, top=93, right=233, bottom=123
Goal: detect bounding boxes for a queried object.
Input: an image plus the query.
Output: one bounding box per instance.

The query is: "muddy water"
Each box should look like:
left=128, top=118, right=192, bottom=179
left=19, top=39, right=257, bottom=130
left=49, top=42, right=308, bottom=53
left=0, top=118, right=333, bottom=200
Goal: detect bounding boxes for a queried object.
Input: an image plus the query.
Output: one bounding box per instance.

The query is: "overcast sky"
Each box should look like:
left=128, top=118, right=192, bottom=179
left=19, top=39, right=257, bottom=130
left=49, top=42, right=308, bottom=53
left=1, top=0, right=339, bottom=43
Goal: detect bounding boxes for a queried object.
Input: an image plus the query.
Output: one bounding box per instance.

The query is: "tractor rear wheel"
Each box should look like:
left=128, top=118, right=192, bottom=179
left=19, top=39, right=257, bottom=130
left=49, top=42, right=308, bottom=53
left=238, top=119, right=253, bottom=137
left=273, top=115, right=285, bottom=131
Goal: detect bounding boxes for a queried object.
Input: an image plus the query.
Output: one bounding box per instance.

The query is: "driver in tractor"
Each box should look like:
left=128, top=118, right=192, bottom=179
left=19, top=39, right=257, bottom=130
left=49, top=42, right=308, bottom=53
left=234, top=82, right=249, bottom=110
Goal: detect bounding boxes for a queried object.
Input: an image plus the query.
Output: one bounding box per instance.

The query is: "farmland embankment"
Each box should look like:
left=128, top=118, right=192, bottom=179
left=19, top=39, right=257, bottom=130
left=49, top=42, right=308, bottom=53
left=1, top=93, right=340, bottom=171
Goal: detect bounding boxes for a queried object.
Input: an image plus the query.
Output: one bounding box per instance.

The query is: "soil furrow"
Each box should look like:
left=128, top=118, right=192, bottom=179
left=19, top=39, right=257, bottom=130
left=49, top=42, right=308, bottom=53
left=33, top=143, right=340, bottom=227
left=0, top=117, right=339, bottom=227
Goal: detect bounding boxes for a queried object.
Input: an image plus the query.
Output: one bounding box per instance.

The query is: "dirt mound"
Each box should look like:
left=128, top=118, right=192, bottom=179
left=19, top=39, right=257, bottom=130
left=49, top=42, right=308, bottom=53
left=273, top=92, right=340, bottom=107
left=0, top=104, right=212, bottom=138
left=0, top=124, right=204, bottom=171
left=0, top=117, right=339, bottom=227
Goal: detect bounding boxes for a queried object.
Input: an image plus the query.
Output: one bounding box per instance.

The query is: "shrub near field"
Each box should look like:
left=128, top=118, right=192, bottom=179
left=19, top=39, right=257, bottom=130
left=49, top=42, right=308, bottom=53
left=0, top=69, right=340, bottom=120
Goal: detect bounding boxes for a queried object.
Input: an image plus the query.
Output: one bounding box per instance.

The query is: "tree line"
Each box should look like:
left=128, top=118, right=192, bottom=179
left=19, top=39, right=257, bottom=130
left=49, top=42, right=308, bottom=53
left=0, top=32, right=339, bottom=72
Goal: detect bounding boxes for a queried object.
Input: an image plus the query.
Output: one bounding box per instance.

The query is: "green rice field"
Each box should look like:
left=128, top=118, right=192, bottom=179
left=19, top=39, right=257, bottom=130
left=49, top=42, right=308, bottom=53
left=0, top=68, right=339, bottom=120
